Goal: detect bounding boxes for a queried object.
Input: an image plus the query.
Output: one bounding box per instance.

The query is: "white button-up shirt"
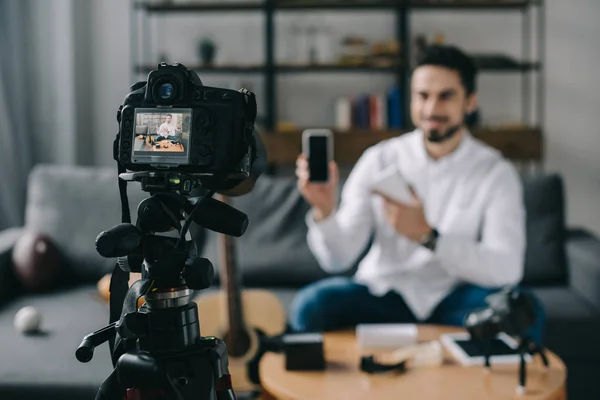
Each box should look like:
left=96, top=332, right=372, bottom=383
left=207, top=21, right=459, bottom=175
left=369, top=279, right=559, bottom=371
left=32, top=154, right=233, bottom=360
left=306, top=129, right=526, bottom=320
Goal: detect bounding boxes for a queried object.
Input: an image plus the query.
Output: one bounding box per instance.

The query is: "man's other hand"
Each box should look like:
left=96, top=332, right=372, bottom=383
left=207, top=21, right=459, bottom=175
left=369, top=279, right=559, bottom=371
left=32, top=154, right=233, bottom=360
left=376, top=188, right=431, bottom=242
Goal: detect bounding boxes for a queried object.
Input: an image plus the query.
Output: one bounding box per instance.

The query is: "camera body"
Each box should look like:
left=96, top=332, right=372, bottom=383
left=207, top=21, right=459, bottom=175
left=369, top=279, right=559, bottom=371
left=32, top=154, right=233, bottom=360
left=465, top=287, right=537, bottom=340
left=115, top=63, right=256, bottom=182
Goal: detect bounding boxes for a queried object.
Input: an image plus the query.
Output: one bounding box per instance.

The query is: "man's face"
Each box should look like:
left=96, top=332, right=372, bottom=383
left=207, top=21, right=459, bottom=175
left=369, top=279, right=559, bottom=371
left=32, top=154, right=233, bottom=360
left=410, top=65, right=477, bottom=141
left=166, top=116, right=172, bottom=123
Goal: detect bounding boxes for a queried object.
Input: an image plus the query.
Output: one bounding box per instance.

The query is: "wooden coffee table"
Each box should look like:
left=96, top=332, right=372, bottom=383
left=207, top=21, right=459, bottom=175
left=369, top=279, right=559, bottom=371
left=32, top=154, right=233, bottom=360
left=259, top=325, right=566, bottom=400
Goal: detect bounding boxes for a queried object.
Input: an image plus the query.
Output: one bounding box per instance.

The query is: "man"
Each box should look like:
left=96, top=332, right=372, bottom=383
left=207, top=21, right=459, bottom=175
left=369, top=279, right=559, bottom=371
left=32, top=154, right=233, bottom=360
left=292, top=45, right=545, bottom=343
left=157, top=114, right=177, bottom=141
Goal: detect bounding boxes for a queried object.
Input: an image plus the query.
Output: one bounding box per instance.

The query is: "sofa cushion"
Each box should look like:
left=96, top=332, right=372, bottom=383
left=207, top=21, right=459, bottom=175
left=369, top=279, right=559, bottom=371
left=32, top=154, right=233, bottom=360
left=530, top=287, right=600, bottom=359
left=521, top=174, right=568, bottom=285
left=531, top=287, right=599, bottom=320
left=201, top=175, right=335, bottom=288
left=0, top=285, right=112, bottom=399
left=24, top=165, right=159, bottom=284
left=565, top=229, right=600, bottom=311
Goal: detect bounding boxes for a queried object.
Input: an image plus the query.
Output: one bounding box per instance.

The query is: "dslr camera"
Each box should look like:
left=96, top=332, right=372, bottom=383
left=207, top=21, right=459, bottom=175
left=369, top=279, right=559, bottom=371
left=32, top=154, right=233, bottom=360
left=115, top=62, right=257, bottom=189
left=465, top=286, right=537, bottom=340
left=76, top=63, right=262, bottom=400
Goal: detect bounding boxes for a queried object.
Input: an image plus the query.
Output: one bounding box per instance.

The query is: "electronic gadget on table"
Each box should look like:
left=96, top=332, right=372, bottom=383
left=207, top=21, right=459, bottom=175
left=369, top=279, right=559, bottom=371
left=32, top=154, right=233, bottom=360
left=283, top=333, right=325, bottom=371
left=369, top=165, right=413, bottom=205
left=302, top=129, right=333, bottom=182
left=356, top=323, right=418, bottom=348
left=440, top=332, right=532, bottom=366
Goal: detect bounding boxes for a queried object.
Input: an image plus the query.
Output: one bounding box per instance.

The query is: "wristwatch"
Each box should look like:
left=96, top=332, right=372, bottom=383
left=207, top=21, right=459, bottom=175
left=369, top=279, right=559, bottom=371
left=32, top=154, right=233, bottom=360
left=419, top=227, right=439, bottom=251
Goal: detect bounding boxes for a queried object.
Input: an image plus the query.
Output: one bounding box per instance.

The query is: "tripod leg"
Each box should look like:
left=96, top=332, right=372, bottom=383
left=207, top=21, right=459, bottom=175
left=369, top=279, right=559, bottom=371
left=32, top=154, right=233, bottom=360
left=484, top=341, right=491, bottom=371
left=537, top=345, right=550, bottom=368
left=516, top=343, right=527, bottom=396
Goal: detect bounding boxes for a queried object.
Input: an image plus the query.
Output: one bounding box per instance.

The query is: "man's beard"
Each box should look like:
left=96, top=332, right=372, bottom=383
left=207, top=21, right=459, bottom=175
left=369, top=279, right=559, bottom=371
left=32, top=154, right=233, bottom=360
left=426, top=123, right=462, bottom=143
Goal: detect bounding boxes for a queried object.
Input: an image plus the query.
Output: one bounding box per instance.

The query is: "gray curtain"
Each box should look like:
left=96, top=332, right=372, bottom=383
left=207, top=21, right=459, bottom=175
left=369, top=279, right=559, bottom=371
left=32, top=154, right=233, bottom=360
left=0, top=0, right=33, bottom=230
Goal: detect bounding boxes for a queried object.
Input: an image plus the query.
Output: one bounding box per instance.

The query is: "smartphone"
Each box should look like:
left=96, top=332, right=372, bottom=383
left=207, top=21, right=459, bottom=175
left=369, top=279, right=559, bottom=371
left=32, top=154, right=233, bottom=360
left=369, top=165, right=413, bottom=205
left=302, top=129, right=333, bottom=182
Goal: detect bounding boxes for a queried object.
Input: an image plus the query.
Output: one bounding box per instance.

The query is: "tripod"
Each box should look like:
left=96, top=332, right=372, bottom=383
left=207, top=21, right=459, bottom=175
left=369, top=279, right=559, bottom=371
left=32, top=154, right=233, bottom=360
left=76, top=175, right=243, bottom=400
left=482, top=335, right=550, bottom=395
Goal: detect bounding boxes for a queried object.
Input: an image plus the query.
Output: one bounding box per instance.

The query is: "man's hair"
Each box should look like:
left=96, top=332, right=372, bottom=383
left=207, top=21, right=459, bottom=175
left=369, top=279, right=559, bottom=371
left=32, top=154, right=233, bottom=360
left=166, top=114, right=172, bottom=118
left=415, top=45, right=478, bottom=96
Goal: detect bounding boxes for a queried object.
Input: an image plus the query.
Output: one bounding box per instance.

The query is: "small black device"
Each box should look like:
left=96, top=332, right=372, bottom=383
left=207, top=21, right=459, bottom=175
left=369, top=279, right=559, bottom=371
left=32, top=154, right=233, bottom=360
left=76, top=63, right=263, bottom=400
left=360, top=356, right=407, bottom=374
left=116, top=62, right=257, bottom=191
left=302, top=129, right=333, bottom=183
left=282, top=333, right=325, bottom=371
left=463, top=286, right=549, bottom=394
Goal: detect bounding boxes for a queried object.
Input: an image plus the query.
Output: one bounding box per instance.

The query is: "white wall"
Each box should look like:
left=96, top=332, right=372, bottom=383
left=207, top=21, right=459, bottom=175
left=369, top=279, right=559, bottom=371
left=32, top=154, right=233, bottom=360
left=31, top=0, right=599, bottom=234
left=89, top=0, right=133, bottom=167
left=28, top=0, right=79, bottom=165
left=544, top=0, right=600, bottom=235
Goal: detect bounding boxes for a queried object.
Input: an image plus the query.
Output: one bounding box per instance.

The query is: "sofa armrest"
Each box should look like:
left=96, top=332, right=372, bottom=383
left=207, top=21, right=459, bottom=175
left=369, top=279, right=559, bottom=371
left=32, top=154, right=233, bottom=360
left=0, top=227, right=24, bottom=303
left=566, top=228, right=600, bottom=312
left=0, top=227, right=24, bottom=255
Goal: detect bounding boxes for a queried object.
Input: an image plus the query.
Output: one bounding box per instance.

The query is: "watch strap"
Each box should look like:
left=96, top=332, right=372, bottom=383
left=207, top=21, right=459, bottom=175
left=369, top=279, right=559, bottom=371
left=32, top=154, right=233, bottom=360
left=421, top=228, right=439, bottom=251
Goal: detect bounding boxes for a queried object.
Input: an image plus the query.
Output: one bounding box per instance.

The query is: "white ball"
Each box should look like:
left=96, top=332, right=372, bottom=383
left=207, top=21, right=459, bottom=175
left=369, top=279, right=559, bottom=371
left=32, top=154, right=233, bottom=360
left=14, top=306, right=42, bottom=334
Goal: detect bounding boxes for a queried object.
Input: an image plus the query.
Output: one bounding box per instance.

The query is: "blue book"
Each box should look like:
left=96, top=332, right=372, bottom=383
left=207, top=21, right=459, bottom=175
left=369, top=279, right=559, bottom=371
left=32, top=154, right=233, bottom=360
left=387, top=86, right=403, bottom=129
left=355, top=94, right=371, bottom=129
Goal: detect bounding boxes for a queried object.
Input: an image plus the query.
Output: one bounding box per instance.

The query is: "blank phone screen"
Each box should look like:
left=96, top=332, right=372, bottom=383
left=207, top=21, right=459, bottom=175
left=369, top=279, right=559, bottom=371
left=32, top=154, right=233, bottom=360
left=455, top=339, right=516, bottom=357
left=308, top=135, right=329, bottom=182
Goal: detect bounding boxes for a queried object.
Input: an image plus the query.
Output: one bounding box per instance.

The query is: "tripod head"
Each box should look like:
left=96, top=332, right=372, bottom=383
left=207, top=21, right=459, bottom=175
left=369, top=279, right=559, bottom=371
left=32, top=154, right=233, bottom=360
left=77, top=171, right=248, bottom=400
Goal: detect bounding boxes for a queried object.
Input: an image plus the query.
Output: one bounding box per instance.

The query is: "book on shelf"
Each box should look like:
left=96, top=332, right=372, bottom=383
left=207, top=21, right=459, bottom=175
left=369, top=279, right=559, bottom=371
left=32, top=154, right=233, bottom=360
left=334, top=86, right=403, bottom=132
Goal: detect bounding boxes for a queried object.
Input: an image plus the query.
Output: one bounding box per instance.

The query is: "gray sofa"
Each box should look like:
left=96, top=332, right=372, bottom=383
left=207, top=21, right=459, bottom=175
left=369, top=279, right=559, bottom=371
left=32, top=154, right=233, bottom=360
left=1, top=164, right=599, bottom=400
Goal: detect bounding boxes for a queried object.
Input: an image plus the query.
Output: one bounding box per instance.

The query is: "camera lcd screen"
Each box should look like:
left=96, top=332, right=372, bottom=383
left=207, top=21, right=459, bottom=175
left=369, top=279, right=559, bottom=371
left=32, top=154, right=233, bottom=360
left=132, top=108, right=191, bottom=165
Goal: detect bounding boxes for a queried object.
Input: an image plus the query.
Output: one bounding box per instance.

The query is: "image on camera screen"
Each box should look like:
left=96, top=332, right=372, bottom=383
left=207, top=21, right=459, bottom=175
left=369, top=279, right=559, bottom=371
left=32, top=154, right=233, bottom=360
left=132, top=109, right=191, bottom=158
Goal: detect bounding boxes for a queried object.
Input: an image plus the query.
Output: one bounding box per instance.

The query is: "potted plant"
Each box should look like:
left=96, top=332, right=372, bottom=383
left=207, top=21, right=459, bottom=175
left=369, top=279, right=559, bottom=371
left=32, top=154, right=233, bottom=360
left=198, top=38, right=217, bottom=66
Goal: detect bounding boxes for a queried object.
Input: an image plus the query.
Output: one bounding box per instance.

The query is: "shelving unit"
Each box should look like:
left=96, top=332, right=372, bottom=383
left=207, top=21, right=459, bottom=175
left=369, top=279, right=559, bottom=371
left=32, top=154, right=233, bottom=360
left=131, top=0, right=545, bottom=166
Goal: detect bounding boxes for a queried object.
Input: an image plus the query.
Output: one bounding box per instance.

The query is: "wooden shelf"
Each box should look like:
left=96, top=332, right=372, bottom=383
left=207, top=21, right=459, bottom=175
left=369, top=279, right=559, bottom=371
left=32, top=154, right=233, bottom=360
left=135, top=59, right=539, bottom=75
left=276, top=63, right=403, bottom=73
left=134, top=64, right=265, bottom=74
left=276, top=0, right=538, bottom=11
left=135, top=63, right=402, bottom=74
left=471, top=54, right=541, bottom=72
left=408, top=0, right=539, bottom=10
left=275, top=1, right=398, bottom=10
left=260, top=126, right=543, bottom=165
left=475, top=61, right=541, bottom=72
left=135, top=2, right=263, bottom=12
left=135, top=0, right=540, bottom=13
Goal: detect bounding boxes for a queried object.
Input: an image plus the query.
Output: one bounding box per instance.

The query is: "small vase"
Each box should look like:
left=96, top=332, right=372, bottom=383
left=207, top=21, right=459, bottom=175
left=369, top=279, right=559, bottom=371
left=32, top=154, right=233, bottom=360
left=199, top=39, right=217, bottom=66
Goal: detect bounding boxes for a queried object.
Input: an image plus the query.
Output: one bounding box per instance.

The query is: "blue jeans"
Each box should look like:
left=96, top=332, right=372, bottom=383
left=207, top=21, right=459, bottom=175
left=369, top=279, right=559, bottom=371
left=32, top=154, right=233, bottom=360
left=289, top=277, right=545, bottom=345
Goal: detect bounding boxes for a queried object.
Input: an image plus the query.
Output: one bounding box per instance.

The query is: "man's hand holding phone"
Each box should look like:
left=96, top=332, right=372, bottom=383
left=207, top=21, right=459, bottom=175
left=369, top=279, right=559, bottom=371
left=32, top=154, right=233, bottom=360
left=296, top=155, right=339, bottom=222
left=296, top=129, right=338, bottom=221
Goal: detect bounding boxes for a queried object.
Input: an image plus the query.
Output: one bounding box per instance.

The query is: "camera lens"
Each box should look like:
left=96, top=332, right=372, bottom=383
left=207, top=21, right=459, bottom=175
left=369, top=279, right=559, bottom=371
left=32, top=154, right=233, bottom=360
left=158, top=83, right=174, bottom=100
